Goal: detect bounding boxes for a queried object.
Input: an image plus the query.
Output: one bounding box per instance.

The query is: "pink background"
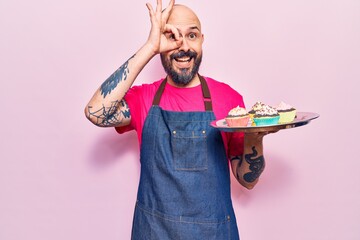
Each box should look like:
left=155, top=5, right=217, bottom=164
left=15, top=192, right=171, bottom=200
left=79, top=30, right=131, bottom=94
left=1, top=0, right=359, bottom=239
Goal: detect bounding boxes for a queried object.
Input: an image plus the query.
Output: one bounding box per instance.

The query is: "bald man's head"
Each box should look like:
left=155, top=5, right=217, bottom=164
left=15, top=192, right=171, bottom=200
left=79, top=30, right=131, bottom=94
left=167, top=4, right=202, bottom=32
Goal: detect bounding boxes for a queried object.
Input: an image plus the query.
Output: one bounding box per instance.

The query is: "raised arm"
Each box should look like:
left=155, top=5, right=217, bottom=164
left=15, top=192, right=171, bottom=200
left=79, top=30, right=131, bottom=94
left=84, top=0, right=182, bottom=127
left=230, top=133, right=267, bottom=189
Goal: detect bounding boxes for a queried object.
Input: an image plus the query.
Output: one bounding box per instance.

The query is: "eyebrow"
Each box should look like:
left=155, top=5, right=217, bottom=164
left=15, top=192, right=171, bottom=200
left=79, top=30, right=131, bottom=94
left=189, top=26, right=200, bottom=31
left=176, top=26, right=201, bottom=33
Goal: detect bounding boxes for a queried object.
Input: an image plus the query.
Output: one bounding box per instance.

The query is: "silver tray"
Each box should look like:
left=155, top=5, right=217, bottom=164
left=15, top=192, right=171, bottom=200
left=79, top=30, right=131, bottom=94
left=210, top=112, right=320, bottom=133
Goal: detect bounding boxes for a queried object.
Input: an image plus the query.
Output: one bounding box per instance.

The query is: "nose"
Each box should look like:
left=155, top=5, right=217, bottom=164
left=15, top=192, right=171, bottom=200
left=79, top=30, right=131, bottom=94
left=178, top=37, right=190, bottom=52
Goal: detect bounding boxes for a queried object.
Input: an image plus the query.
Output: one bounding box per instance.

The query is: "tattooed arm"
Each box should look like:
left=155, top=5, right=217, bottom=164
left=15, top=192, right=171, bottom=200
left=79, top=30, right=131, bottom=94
left=84, top=53, right=141, bottom=127
left=85, top=0, right=182, bottom=127
left=230, top=133, right=266, bottom=189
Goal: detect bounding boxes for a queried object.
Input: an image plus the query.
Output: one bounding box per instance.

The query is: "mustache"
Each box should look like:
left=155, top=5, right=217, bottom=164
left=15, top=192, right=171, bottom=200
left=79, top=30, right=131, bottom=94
left=170, top=51, right=197, bottom=60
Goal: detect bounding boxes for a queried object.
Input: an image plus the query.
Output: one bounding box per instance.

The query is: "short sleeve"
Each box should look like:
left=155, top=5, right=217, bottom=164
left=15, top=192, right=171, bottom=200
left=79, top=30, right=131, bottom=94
left=226, top=132, right=245, bottom=157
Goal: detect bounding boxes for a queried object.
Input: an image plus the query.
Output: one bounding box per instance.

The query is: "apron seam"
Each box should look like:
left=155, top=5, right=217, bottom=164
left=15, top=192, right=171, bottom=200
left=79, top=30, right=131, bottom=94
left=136, top=202, right=230, bottom=225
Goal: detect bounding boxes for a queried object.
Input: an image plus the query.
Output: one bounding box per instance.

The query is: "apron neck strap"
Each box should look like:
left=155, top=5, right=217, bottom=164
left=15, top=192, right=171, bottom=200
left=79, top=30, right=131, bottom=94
left=152, top=74, right=213, bottom=111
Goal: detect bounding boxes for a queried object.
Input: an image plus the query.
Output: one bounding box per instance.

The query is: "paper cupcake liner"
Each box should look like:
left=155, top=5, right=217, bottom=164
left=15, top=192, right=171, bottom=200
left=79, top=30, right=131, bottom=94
left=225, top=116, right=250, bottom=127
left=253, top=116, right=280, bottom=126
left=278, top=110, right=296, bottom=124
left=249, top=113, right=256, bottom=126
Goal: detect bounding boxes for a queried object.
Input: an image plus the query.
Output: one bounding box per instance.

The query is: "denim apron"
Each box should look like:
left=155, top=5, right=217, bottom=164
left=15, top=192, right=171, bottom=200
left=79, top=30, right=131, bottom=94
left=131, top=76, right=240, bottom=240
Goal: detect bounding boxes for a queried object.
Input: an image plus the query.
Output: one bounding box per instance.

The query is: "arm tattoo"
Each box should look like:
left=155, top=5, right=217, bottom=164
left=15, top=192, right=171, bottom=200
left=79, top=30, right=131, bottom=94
left=87, top=100, right=130, bottom=127
left=100, top=54, right=135, bottom=98
left=231, top=156, right=244, bottom=181
left=230, top=155, right=242, bottom=162
left=243, top=146, right=265, bottom=183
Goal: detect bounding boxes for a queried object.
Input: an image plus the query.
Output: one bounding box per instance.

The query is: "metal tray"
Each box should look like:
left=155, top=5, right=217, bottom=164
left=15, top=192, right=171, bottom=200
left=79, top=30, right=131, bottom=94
left=210, top=112, right=320, bottom=133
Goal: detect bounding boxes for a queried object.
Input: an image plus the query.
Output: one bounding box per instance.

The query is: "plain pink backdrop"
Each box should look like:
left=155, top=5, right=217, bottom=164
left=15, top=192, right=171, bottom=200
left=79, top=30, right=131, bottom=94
left=1, top=0, right=359, bottom=239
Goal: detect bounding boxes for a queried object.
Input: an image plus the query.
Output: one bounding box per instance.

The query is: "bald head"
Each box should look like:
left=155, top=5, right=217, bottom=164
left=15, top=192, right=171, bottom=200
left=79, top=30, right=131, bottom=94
left=167, top=4, right=202, bottom=31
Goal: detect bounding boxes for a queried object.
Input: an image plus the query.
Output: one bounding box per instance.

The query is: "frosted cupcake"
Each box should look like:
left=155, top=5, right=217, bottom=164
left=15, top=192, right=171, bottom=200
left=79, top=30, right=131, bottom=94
left=276, top=101, right=297, bottom=124
left=248, top=101, right=265, bottom=126
left=253, top=105, right=280, bottom=126
left=225, top=106, right=250, bottom=127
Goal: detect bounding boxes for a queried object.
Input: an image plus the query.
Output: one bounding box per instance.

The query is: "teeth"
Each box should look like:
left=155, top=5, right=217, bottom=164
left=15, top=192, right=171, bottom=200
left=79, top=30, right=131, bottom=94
left=175, top=57, right=191, bottom=62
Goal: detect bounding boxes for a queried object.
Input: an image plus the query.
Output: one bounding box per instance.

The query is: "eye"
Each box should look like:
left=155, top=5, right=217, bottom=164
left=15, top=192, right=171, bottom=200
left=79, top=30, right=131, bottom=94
left=188, top=32, right=198, bottom=40
left=166, top=33, right=176, bottom=41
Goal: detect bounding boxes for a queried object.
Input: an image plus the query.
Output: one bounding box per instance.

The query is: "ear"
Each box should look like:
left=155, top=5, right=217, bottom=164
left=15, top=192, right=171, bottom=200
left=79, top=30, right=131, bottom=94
left=201, top=34, right=204, bottom=44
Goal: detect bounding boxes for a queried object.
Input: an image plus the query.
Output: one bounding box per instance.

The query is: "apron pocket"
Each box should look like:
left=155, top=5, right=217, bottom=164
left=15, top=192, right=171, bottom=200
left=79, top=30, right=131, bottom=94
left=132, top=202, right=236, bottom=240
left=171, top=130, right=208, bottom=171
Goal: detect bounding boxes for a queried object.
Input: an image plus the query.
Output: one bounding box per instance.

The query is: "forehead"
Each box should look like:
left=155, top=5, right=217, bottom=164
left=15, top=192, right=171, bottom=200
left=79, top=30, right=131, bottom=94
left=167, top=5, right=201, bottom=31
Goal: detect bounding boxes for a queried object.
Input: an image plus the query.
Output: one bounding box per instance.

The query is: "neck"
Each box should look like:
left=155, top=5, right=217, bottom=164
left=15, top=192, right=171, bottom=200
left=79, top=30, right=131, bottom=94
left=167, top=74, right=201, bottom=88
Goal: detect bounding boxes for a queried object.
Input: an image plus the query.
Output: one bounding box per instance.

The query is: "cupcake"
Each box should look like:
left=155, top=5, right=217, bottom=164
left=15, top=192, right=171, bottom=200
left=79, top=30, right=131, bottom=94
left=276, top=101, right=297, bottom=124
left=249, top=101, right=265, bottom=126
left=253, top=105, right=280, bottom=126
left=225, top=106, right=250, bottom=127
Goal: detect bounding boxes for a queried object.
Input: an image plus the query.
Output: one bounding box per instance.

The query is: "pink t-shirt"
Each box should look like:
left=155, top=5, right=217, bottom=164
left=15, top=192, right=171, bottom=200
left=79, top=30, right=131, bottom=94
left=115, top=76, right=245, bottom=157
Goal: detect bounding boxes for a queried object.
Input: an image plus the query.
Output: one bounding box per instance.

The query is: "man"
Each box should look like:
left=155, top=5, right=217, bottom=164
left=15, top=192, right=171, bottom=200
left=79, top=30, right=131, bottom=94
left=85, top=0, right=268, bottom=239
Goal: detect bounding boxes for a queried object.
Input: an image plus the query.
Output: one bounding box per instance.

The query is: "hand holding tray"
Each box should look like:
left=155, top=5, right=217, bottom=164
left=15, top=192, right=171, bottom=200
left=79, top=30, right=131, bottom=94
left=210, top=112, right=320, bottom=133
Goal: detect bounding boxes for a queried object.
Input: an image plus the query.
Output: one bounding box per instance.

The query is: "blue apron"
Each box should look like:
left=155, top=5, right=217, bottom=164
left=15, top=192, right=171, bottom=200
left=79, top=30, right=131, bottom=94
left=131, top=76, right=240, bottom=240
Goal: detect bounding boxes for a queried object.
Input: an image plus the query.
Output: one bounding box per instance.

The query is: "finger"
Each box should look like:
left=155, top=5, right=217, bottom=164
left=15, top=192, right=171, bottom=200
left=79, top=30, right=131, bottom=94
left=161, top=0, right=174, bottom=25
left=166, top=40, right=183, bottom=52
left=259, top=130, right=278, bottom=136
left=146, top=3, right=154, bottom=14
left=164, top=24, right=181, bottom=40
left=163, top=0, right=175, bottom=16
left=269, top=130, right=279, bottom=134
left=156, top=0, right=162, bottom=13
left=146, top=3, right=157, bottom=23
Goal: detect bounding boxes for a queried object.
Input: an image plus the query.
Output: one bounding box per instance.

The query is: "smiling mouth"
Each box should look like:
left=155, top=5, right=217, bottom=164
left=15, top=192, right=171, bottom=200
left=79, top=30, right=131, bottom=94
left=174, top=56, right=193, bottom=62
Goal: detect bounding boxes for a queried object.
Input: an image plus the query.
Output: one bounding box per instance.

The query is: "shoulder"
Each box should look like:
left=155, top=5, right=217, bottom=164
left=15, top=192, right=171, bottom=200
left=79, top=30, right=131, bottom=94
left=124, top=78, right=165, bottom=114
left=203, top=76, right=245, bottom=119
left=205, top=77, right=241, bottom=93
left=204, top=76, right=244, bottom=101
left=126, top=78, right=164, bottom=100
left=129, top=78, right=164, bottom=93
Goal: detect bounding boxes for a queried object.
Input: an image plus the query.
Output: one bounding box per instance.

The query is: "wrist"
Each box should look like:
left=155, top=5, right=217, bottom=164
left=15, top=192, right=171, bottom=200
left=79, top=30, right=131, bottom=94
left=143, top=41, right=159, bottom=57
left=244, top=133, right=264, bottom=154
left=244, top=133, right=263, bottom=145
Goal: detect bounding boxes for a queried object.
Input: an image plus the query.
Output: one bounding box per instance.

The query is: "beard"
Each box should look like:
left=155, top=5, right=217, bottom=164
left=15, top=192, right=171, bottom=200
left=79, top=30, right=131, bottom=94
left=160, top=50, right=202, bottom=86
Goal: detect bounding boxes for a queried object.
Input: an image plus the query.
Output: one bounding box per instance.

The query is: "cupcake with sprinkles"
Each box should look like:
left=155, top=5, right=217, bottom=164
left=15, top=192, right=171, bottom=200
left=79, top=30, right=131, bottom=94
left=249, top=101, right=265, bottom=126
left=253, top=104, right=280, bottom=126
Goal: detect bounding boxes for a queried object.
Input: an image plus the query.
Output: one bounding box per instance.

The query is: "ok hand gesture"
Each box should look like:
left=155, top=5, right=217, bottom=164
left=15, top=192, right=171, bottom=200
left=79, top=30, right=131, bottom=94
left=146, top=0, right=183, bottom=54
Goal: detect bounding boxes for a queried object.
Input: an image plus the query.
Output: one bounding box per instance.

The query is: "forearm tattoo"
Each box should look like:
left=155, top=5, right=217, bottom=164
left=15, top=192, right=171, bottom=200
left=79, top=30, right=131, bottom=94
left=87, top=100, right=130, bottom=127
left=231, top=156, right=244, bottom=181
left=230, top=156, right=242, bottom=162
left=243, top=146, right=265, bottom=183
left=100, top=54, right=135, bottom=98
